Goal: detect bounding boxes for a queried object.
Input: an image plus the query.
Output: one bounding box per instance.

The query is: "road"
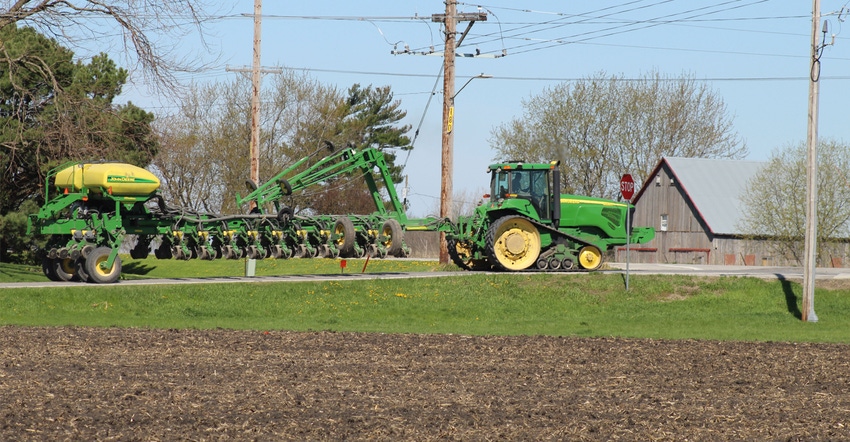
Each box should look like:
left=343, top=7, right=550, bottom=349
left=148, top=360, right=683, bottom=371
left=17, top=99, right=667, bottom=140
left=605, top=262, right=850, bottom=281
left=3, top=263, right=850, bottom=289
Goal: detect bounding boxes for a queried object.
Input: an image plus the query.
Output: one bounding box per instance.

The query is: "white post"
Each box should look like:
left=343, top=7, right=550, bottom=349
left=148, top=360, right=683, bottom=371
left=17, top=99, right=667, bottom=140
left=626, top=205, right=631, bottom=291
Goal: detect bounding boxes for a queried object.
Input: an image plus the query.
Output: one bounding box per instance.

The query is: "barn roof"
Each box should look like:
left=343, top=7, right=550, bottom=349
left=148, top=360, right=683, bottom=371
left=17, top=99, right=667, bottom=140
left=635, top=157, right=766, bottom=235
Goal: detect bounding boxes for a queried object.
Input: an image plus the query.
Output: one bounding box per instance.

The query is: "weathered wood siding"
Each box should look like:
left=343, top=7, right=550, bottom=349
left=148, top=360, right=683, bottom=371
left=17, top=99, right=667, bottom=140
left=628, top=161, right=848, bottom=267
left=631, top=163, right=713, bottom=263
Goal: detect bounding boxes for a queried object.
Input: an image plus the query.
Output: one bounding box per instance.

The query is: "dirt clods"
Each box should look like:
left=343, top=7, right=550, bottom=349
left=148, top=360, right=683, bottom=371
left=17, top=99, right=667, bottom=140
left=1, top=327, right=848, bottom=440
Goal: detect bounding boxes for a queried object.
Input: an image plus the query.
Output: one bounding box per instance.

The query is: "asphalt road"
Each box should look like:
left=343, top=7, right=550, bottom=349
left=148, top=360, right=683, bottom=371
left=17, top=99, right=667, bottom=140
left=605, top=262, right=850, bottom=281
left=4, top=263, right=850, bottom=289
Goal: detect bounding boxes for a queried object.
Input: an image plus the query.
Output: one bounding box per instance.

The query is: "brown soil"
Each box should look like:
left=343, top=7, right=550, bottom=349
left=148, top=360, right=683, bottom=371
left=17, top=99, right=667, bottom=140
left=1, top=326, right=848, bottom=441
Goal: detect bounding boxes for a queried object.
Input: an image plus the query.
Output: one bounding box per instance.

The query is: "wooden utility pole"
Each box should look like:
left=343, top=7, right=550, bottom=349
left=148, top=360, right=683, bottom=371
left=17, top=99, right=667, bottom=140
left=432, top=4, right=487, bottom=264
left=803, top=0, right=821, bottom=322
left=226, top=2, right=282, bottom=195
left=438, top=0, right=457, bottom=265
left=250, top=0, right=262, bottom=207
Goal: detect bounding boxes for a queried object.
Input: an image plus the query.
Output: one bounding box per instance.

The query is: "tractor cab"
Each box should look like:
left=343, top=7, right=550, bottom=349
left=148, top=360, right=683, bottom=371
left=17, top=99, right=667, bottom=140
left=489, top=161, right=561, bottom=222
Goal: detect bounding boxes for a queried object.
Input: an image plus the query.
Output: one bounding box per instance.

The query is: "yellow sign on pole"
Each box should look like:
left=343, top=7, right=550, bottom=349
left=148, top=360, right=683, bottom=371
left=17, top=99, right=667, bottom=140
left=446, top=106, right=454, bottom=133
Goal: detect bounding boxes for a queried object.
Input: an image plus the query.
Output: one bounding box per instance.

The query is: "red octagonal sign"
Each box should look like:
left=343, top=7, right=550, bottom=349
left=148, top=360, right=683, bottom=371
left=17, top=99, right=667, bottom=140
left=620, top=174, right=635, bottom=200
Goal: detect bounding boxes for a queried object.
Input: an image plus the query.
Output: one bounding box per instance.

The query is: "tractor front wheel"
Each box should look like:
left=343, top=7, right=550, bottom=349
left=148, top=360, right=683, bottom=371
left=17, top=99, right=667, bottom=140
left=447, top=238, right=474, bottom=271
left=486, top=216, right=541, bottom=271
left=578, top=245, right=603, bottom=270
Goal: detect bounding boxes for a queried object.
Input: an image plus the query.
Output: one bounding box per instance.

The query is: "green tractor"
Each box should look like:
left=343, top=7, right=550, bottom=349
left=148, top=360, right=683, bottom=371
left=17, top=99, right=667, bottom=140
left=445, top=161, right=654, bottom=272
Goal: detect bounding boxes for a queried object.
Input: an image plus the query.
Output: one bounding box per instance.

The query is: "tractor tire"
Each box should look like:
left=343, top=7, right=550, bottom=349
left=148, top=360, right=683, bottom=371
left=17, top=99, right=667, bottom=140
left=485, top=216, right=541, bottom=271
left=578, top=245, right=603, bottom=271
left=76, top=258, right=90, bottom=282
left=447, top=238, right=474, bottom=271
left=333, top=217, right=356, bottom=257
left=84, top=247, right=122, bottom=284
left=380, top=219, right=404, bottom=256
left=447, top=238, right=490, bottom=271
left=42, top=258, right=62, bottom=281
left=54, top=257, right=79, bottom=281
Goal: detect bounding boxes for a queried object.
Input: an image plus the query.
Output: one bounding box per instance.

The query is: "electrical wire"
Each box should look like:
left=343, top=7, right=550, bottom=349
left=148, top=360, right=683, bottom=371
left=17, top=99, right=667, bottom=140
left=491, top=0, right=773, bottom=57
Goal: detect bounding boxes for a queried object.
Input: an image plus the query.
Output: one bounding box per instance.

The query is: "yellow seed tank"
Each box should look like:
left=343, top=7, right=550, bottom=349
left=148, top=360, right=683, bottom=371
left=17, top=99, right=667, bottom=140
left=54, top=163, right=160, bottom=196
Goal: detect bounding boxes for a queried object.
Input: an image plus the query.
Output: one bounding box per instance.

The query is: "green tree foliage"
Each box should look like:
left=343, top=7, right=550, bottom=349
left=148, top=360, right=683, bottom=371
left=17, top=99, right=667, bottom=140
left=307, top=84, right=411, bottom=216
left=740, top=139, right=850, bottom=265
left=340, top=84, right=411, bottom=183
left=490, top=71, right=747, bottom=200
left=0, top=25, right=158, bottom=216
left=0, top=200, right=40, bottom=263
left=154, top=74, right=411, bottom=216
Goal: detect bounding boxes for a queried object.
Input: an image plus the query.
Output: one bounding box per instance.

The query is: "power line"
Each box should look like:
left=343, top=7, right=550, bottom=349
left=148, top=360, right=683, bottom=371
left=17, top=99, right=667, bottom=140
left=482, top=0, right=775, bottom=56
left=268, top=66, right=850, bottom=83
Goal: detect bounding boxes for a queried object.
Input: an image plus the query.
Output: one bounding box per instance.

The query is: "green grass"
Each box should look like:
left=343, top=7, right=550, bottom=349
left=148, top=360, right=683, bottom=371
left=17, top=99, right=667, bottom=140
left=119, top=255, right=449, bottom=278
left=0, top=261, right=47, bottom=282
left=0, top=256, right=449, bottom=282
left=2, top=262, right=849, bottom=343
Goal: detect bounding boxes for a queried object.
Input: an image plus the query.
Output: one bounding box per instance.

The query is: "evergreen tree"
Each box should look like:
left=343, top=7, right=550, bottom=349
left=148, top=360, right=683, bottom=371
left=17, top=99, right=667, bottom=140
left=0, top=26, right=158, bottom=215
left=0, top=26, right=158, bottom=262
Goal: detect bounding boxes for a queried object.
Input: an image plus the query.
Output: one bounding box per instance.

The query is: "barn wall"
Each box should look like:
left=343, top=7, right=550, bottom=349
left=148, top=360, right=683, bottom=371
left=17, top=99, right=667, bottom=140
left=630, top=161, right=850, bottom=267
left=631, top=163, right=714, bottom=264
left=712, top=237, right=850, bottom=267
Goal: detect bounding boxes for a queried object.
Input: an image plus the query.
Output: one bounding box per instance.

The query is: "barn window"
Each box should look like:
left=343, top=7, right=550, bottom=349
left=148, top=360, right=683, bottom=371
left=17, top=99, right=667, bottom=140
left=660, top=214, right=668, bottom=232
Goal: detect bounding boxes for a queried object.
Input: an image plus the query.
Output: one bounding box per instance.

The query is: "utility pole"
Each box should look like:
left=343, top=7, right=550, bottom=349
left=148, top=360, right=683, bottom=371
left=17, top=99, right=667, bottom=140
left=226, top=2, right=282, bottom=204
left=803, top=0, right=821, bottom=322
left=225, top=0, right=286, bottom=278
left=432, top=4, right=487, bottom=264
left=438, top=1, right=457, bottom=265
left=250, top=0, right=262, bottom=208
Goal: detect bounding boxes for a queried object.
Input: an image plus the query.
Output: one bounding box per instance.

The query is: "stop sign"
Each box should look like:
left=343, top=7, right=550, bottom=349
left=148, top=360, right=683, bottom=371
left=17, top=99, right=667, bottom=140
left=620, top=174, right=635, bottom=200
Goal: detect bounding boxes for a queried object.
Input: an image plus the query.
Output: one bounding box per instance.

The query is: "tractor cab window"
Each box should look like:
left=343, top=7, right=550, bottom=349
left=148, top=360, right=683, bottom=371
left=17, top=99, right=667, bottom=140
left=490, top=168, right=552, bottom=220
left=492, top=170, right=510, bottom=199
left=528, top=170, right=551, bottom=219
left=511, top=170, right=531, bottom=195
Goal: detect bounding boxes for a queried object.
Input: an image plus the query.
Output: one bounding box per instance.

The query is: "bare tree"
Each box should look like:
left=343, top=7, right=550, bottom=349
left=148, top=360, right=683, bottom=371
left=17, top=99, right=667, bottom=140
left=151, top=89, right=227, bottom=214
left=154, top=71, right=413, bottom=217
left=152, top=78, right=252, bottom=214
left=153, top=71, right=345, bottom=215
left=1, top=0, right=217, bottom=90
left=422, top=187, right=488, bottom=219
left=739, top=139, right=850, bottom=265
left=490, top=70, right=747, bottom=200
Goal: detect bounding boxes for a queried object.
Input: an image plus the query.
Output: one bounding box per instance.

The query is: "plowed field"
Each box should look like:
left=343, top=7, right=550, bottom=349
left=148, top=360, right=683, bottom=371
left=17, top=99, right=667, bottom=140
left=1, top=327, right=848, bottom=440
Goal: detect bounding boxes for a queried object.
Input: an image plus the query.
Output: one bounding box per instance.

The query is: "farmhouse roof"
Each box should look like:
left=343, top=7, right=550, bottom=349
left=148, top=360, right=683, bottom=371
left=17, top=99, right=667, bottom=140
left=634, top=157, right=766, bottom=236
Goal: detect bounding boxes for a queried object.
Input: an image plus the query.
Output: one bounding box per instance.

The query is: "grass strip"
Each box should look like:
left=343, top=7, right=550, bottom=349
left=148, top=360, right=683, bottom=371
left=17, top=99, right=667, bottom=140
left=1, top=273, right=848, bottom=343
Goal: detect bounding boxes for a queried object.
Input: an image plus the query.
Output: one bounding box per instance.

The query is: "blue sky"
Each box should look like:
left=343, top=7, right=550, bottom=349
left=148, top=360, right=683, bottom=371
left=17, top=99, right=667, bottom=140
left=105, top=1, right=850, bottom=217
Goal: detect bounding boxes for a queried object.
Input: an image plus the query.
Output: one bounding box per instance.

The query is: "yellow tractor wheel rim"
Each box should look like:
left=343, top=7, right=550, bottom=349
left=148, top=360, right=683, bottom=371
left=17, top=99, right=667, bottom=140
left=93, top=254, right=116, bottom=277
left=334, top=224, right=346, bottom=247
left=493, top=218, right=540, bottom=270
left=382, top=225, right=394, bottom=248
left=59, top=258, right=76, bottom=275
left=578, top=245, right=603, bottom=270
left=453, top=241, right=474, bottom=264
